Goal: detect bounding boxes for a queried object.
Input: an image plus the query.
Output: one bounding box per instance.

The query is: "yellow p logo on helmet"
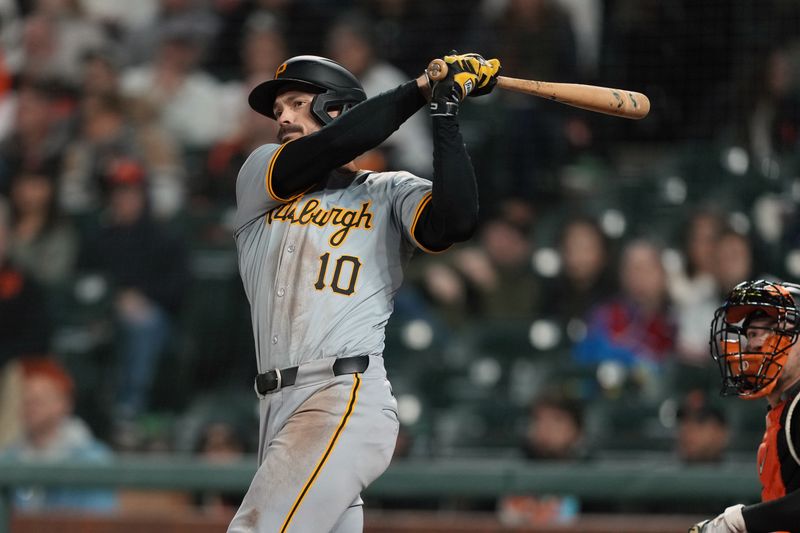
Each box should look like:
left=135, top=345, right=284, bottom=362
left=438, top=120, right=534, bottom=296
left=275, top=63, right=287, bottom=78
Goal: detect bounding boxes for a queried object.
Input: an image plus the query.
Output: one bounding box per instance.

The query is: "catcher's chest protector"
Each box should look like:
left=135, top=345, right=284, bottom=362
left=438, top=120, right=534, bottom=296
left=758, top=392, right=800, bottom=504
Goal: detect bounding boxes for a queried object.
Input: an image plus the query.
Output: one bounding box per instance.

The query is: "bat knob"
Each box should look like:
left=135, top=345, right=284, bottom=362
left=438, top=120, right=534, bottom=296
left=426, top=59, right=448, bottom=82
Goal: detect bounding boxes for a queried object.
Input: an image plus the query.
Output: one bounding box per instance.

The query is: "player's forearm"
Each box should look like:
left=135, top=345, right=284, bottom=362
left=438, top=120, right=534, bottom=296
left=270, top=80, right=427, bottom=199
left=741, top=490, right=800, bottom=532
left=413, top=115, right=479, bottom=249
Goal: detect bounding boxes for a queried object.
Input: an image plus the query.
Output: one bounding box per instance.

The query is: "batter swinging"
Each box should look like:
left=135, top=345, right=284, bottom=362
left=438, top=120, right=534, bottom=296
left=229, top=53, right=500, bottom=532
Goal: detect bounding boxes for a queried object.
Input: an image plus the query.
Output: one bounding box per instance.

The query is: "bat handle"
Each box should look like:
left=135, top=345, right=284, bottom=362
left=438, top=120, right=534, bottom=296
left=426, top=59, right=448, bottom=82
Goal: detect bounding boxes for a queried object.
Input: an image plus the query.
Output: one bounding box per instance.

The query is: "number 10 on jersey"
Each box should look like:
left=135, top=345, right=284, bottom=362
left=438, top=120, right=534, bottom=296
left=314, top=252, right=362, bottom=296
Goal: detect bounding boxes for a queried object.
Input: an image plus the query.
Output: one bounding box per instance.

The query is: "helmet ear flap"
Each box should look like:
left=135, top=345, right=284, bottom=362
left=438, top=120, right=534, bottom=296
left=309, top=87, right=366, bottom=125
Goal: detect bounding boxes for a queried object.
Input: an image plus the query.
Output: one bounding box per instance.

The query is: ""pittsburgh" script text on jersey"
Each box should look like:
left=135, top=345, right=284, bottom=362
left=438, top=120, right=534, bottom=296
left=266, top=197, right=374, bottom=246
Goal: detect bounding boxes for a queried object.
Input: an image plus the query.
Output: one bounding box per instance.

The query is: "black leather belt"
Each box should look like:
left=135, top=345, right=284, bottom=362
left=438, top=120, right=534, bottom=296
left=255, top=355, right=370, bottom=395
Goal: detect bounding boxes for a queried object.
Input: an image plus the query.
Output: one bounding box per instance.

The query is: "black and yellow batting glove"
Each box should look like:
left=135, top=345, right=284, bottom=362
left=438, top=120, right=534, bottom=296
left=443, top=52, right=501, bottom=97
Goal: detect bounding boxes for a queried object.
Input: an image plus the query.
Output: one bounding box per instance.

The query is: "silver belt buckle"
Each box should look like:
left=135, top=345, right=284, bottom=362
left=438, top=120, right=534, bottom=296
left=254, top=376, right=265, bottom=399
left=254, top=367, right=283, bottom=398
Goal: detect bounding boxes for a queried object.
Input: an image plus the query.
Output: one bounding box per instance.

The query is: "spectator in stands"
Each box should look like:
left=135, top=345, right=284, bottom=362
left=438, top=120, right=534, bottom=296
left=537, top=215, right=612, bottom=332
left=123, top=0, right=220, bottom=68
left=0, top=356, right=117, bottom=513
left=81, top=49, right=122, bottom=98
left=463, top=211, right=538, bottom=321
left=17, top=6, right=106, bottom=86
left=202, top=0, right=252, bottom=81
left=713, top=229, right=755, bottom=297
left=203, top=11, right=284, bottom=204
left=675, top=390, right=730, bottom=464
left=498, top=393, right=584, bottom=525
left=726, top=44, right=800, bottom=164
left=670, top=210, right=726, bottom=364
left=416, top=210, right=538, bottom=325
left=194, top=420, right=247, bottom=515
left=522, top=393, right=587, bottom=461
left=325, top=12, right=432, bottom=176
left=575, top=239, right=675, bottom=371
left=0, top=357, right=22, bottom=449
left=7, top=167, right=78, bottom=288
left=77, top=158, right=188, bottom=428
left=121, top=19, right=225, bottom=150
left=60, top=91, right=184, bottom=220
left=0, top=198, right=50, bottom=364
left=0, top=50, right=15, bottom=145
left=0, top=195, right=50, bottom=445
left=0, top=79, right=68, bottom=194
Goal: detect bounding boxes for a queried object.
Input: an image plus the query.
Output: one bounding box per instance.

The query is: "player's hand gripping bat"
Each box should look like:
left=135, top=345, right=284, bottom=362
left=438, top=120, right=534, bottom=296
left=426, top=58, right=650, bottom=120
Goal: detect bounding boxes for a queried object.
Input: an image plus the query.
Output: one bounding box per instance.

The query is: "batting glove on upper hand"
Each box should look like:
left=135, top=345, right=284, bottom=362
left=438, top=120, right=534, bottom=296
left=429, top=52, right=501, bottom=117
left=688, top=504, right=747, bottom=533
left=442, top=52, right=501, bottom=97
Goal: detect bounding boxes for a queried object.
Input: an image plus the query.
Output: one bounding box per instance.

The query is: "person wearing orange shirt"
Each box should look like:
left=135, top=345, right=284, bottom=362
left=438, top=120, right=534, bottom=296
left=690, top=279, right=800, bottom=533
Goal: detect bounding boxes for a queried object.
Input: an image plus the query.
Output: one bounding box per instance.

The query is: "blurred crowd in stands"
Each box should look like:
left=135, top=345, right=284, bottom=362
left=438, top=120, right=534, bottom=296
left=1, top=0, right=800, bottom=519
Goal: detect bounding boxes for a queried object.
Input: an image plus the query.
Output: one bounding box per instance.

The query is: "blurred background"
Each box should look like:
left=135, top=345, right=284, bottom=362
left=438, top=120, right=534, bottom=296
left=1, top=0, right=800, bottom=531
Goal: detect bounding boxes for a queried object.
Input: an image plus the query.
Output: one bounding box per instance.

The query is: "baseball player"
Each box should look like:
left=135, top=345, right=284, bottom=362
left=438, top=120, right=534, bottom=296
left=690, top=279, right=800, bottom=533
left=228, top=53, right=500, bottom=533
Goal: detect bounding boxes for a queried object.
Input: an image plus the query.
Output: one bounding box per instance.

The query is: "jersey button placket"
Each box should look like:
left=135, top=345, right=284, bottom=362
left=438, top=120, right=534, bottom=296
left=272, top=241, right=292, bottom=349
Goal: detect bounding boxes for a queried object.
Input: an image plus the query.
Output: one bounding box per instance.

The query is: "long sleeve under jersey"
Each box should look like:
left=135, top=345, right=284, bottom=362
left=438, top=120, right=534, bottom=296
left=268, top=80, right=478, bottom=250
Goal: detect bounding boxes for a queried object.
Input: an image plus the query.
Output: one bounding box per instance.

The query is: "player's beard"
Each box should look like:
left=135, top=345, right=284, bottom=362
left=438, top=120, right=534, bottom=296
left=278, top=124, right=304, bottom=143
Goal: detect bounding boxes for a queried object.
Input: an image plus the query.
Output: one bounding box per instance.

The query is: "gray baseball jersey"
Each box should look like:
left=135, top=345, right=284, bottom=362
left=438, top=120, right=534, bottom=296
left=233, top=143, right=436, bottom=373
left=230, top=143, right=434, bottom=532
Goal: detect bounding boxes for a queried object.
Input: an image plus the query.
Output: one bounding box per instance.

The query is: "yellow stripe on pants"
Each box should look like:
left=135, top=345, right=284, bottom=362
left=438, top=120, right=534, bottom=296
left=280, top=374, right=361, bottom=533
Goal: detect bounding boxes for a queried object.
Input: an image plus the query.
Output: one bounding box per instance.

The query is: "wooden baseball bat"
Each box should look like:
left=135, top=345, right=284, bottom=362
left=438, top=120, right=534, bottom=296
left=427, top=58, right=650, bottom=120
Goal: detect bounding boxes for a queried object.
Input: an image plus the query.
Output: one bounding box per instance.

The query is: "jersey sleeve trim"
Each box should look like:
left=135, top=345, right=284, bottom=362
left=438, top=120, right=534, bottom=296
left=784, top=392, right=800, bottom=466
left=410, top=192, right=452, bottom=255
left=265, top=141, right=307, bottom=203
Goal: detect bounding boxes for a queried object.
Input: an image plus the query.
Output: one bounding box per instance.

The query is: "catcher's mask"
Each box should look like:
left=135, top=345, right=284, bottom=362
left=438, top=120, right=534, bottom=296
left=710, top=279, right=800, bottom=399
left=248, top=55, right=366, bottom=125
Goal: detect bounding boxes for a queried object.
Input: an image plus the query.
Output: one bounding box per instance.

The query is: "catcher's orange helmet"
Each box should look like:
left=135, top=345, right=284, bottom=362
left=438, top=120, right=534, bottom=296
left=710, top=279, right=800, bottom=399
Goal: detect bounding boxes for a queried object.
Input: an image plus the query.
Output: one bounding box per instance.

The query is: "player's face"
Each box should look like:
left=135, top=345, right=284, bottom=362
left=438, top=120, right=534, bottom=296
left=744, top=316, right=776, bottom=351
left=273, top=90, right=322, bottom=143
left=742, top=315, right=800, bottom=399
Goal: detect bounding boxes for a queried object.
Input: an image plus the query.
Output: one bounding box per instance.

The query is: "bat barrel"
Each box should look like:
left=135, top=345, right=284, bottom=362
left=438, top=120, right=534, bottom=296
left=496, top=77, right=651, bottom=120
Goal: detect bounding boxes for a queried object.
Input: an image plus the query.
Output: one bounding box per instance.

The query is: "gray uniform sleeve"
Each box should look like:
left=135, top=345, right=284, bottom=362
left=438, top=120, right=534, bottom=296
left=234, top=144, right=284, bottom=234
left=389, top=173, right=445, bottom=254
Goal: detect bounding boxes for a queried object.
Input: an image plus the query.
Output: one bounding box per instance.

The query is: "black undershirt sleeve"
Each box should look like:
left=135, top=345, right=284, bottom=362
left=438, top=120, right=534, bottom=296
left=412, top=115, right=479, bottom=250
left=742, top=489, right=800, bottom=532
left=270, top=80, right=426, bottom=199
left=269, top=78, right=479, bottom=249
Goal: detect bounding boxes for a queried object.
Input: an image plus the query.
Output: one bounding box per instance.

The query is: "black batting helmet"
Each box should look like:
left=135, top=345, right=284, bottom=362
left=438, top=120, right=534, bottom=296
left=248, top=55, right=366, bottom=125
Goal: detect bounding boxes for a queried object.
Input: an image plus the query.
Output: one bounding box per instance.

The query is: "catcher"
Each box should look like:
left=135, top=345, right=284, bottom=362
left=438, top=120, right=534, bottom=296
left=690, top=279, right=800, bottom=533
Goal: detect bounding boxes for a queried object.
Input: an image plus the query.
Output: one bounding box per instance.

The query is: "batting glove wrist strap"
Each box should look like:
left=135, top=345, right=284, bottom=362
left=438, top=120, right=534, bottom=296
left=429, top=99, right=459, bottom=117
left=429, top=80, right=461, bottom=117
